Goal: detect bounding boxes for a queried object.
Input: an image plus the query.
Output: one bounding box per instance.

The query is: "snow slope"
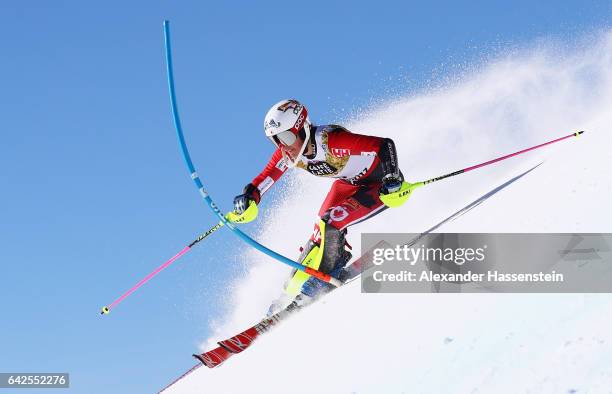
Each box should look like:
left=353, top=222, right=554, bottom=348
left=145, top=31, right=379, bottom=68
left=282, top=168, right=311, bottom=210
left=168, top=31, right=612, bottom=393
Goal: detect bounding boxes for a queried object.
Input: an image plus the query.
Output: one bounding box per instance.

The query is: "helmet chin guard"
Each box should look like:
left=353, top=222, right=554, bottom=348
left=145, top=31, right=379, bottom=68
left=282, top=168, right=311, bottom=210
left=282, top=122, right=311, bottom=167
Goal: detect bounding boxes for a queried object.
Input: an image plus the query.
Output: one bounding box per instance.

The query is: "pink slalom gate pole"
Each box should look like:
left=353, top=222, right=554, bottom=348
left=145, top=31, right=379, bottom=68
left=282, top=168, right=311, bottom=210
left=101, top=221, right=224, bottom=315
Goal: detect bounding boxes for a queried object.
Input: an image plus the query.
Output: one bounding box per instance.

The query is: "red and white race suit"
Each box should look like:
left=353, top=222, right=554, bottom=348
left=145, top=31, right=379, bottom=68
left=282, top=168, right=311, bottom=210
left=247, top=124, right=402, bottom=241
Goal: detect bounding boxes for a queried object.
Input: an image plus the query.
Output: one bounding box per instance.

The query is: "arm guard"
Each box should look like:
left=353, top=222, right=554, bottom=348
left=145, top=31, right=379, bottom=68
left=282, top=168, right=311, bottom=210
left=378, top=138, right=403, bottom=182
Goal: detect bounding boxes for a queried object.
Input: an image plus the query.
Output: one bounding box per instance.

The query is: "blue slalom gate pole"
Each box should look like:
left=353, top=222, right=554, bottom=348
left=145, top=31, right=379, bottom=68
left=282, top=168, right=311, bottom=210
left=162, top=21, right=341, bottom=287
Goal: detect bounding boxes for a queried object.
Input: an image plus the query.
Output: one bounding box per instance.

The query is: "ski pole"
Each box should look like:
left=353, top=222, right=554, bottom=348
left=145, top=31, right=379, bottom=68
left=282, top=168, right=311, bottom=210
left=401, top=130, right=585, bottom=197
left=100, top=221, right=224, bottom=315
left=162, top=20, right=342, bottom=288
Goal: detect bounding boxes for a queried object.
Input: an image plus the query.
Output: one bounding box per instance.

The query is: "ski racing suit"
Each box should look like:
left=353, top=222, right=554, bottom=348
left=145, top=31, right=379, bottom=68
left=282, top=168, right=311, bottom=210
left=242, top=124, right=403, bottom=296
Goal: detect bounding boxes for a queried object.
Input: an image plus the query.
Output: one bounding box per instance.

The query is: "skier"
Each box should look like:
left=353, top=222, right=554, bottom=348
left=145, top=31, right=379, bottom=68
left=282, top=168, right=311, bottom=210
left=228, top=99, right=409, bottom=307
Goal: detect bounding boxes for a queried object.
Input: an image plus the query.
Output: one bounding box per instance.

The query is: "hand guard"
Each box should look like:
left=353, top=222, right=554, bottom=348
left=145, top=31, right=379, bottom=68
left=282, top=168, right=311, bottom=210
left=379, top=179, right=412, bottom=208
left=226, top=200, right=258, bottom=223
left=228, top=184, right=260, bottom=224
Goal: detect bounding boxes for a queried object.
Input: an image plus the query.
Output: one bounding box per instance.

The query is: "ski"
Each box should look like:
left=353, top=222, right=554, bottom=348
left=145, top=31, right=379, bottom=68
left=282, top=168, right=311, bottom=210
left=193, top=240, right=388, bottom=367
left=194, top=296, right=301, bottom=366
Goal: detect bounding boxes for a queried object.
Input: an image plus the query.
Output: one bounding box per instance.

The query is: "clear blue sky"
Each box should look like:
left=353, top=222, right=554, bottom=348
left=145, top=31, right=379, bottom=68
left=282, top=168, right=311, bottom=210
left=0, top=1, right=608, bottom=393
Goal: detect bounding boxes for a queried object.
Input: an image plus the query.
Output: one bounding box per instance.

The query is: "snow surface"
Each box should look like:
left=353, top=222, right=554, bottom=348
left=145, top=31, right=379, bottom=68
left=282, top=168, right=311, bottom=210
left=167, top=31, right=612, bottom=394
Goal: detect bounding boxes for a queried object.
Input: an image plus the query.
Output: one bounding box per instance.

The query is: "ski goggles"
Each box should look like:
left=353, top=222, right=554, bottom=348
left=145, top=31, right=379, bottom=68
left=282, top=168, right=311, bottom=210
left=269, top=129, right=298, bottom=147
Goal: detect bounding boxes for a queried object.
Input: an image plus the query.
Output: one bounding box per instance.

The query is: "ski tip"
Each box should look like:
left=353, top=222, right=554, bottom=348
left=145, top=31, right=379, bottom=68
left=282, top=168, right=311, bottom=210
left=100, top=306, right=110, bottom=315
left=192, top=354, right=214, bottom=368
